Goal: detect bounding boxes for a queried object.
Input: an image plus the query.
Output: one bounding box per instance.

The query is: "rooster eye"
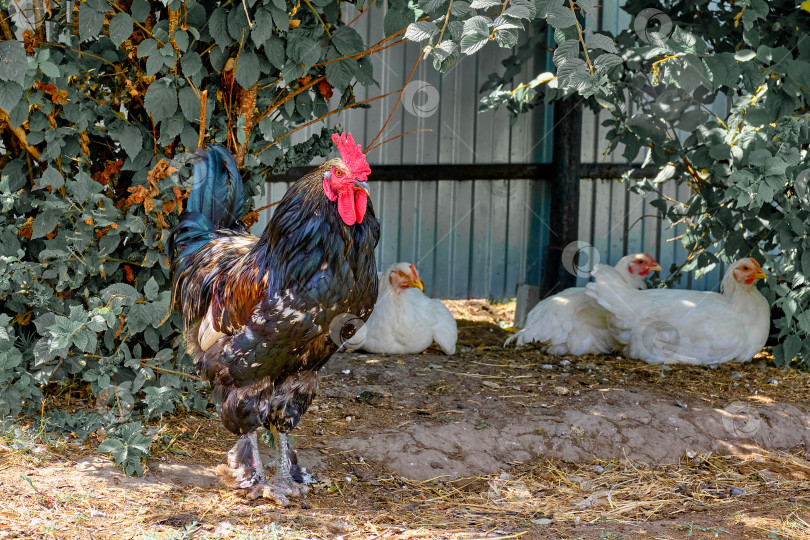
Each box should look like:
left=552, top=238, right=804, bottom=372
left=335, top=170, right=344, bottom=177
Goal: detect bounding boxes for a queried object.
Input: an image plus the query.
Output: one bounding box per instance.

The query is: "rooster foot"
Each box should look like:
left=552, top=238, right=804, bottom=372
left=245, top=479, right=308, bottom=506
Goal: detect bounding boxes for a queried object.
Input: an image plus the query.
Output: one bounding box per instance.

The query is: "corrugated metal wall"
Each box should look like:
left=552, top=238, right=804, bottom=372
left=252, top=1, right=730, bottom=298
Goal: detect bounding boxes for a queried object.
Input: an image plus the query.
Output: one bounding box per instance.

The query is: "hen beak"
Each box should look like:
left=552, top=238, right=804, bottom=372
left=412, top=279, right=424, bottom=291
left=354, top=180, right=370, bottom=195
left=752, top=270, right=767, bottom=281
left=649, top=263, right=663, bottom=272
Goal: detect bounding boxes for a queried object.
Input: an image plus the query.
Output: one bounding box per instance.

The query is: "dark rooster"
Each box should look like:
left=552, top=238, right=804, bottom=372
left=167, top=133, right=379, bottom=504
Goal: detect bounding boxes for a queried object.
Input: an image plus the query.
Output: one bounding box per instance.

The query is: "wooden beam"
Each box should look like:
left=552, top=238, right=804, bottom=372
left=265, top=162, right=657, bottom=183
left=540, top=96, right=583, bottom=299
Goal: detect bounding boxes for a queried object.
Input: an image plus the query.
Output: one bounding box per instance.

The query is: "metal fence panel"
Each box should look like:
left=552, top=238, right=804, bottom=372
left=250, top=1, right=725, bottom=299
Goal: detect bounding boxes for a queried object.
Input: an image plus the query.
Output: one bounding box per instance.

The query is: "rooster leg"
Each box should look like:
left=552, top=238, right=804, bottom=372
left=225, top=432, right=265, bottom=489
left=217, top=432, right=267, bottom=491
left=247, top=426, right=308, bottom=504
left=269, top=426, right=305, bottom=495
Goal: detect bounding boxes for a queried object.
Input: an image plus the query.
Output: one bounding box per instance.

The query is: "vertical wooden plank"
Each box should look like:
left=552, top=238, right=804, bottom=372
left=541, top=97, right=582, bottom=298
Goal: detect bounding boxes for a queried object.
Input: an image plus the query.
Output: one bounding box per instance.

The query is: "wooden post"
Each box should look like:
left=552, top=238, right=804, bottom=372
left=540, top=96, right=582, bottom=299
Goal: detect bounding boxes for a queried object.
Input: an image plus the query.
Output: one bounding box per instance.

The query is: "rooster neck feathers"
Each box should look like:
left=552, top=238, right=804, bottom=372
left=252, top=164, right=377, bottom=292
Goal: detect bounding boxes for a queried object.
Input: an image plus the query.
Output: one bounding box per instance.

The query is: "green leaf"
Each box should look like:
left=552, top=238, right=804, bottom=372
left=545, top=2, right=576, bottom=28
left=39, top=60, right=60, bottom=79
left=209, top=8, right=230, bottom=49
left=331, top=26, right=364, bottom=56
left=40, top=167, right=64, bottom=189
left=585, top=32, right=617, bottom=53
left=32, top=212, right=59, bottom=239
left=110, top=123, right=143, bottom=161
left=405, top=21, right=438, bottom=42
left=287, top=36, right=322, bottom=70
left=383, top=9, right=409, bottom=37
left=0, top=81, right=24, bottom=114
left=734, top=49, right=756, bottom=62
left=178, top=86, right=201, bottom=123
left=137, top=39, right=158, bottom=58
left=0, top=41, right=26, bottom=83
left=79, top=4, right=105, bottom=42
left=144, top=277, right=159, bottom=301
left=131, top=0, right=150, bottom=23
left=764, top=157, right=787, bottom=176
left=144, top=79, right=178, bottom=126
left=109, top=13, right=134, bottom=47
left=234, top=49, right=260, bottom=89
left=181, top=51, right=203, bottom=78
left=325, top=57, right=358, bottom=90
left=174, top=30, right=189, bottom=52
left=264, top=36, right=285, bottom=68
left=470, top=0, right=500, bottom=7
left=146, top=52, right=164, bottom=76
left=251, top=8, right=275, bottom=48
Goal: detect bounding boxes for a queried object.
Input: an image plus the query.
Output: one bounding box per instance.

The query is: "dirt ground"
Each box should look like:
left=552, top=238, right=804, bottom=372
left=2, top=300, right=810, bottom=539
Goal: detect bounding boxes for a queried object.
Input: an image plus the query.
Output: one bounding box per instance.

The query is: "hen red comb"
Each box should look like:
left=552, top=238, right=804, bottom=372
left=332, top=132, right=371, bottom=182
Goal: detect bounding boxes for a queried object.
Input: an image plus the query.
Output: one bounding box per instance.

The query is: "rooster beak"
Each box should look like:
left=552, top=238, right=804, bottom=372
left=354, top=180, right=370, bottom=195
left=412, top=279, right=424, bottom=292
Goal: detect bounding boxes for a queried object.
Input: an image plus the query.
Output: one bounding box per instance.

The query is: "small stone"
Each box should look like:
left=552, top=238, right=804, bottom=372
left=674, top=400, right=688, bottom=409
left=769, top=379, right=778, bottom=385
left=593, top=465, right=604, bottom=474
left=729, top=487, right=745, bottom=496
left=560, top=359, right=571, bottom=367
left=532, top=518, right=552, bottom=526
left=541, top=364, right=554, bottom=370
left=341, top=369, right=351, bottom=375
left=554, top=386, right=570, bottom=395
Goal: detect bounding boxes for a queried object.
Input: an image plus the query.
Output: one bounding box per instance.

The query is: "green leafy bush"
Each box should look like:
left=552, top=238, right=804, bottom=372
left=0, top=0, right=417, bottom=439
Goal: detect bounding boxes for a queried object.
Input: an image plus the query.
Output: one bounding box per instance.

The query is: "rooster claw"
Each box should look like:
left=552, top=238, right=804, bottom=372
left=245, top=480, right=307, bottom=506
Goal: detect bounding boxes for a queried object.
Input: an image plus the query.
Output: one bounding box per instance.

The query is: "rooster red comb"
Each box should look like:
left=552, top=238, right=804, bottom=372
left=332, top=132, right=371, bottom=182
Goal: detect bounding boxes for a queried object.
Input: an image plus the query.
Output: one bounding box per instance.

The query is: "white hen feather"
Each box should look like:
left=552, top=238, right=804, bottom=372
left=344, top=263, right=457, bottom=355
left=584, top=258, right=770, bottom=365
left=504, top=253, right=661, bottom=355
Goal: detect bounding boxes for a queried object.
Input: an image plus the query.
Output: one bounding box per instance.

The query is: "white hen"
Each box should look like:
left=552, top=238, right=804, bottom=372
left=585, top=258, right=770, bottom=365
left=505, top=253, right=662, bottom=355
left=345, top=263, right=457, bottom=355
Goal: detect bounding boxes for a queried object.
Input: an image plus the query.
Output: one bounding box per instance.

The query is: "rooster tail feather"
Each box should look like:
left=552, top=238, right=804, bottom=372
left=167, top=145, right=246, bottom=313
left=167, top=146, right=245, bottom=263
left=187, top=145, right=245, bottom=229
